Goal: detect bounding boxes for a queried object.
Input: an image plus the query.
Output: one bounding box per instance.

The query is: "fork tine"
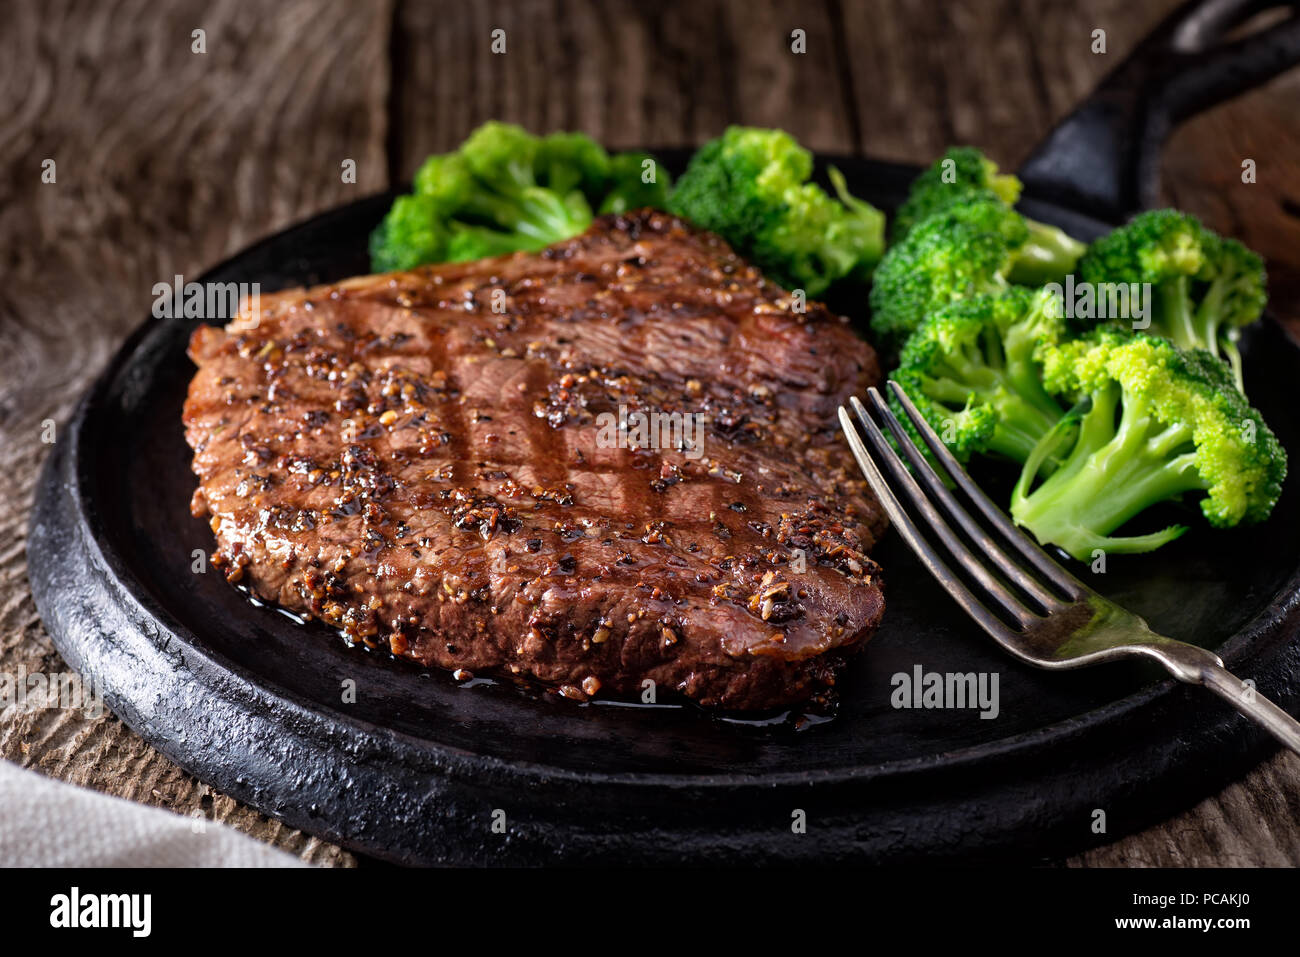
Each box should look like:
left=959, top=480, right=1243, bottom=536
left=848, top=396, right=1037, bottom=628
left=886, top=380, right=1089, bottom=601
left=840, top=402, right=1034, bottom=635
left=863, top=389, right=1065, bottom=613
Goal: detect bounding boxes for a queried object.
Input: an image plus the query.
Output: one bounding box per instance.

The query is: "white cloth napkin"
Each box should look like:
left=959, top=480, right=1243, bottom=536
left=0, top=760, right=306, bottom=867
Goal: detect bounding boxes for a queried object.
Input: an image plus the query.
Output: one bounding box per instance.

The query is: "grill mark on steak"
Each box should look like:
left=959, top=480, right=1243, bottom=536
left=184, top=210, right=887, bottom=710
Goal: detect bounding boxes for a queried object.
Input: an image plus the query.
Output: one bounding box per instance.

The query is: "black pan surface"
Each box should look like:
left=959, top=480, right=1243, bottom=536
left=27, top=153, right=1300, bottom=864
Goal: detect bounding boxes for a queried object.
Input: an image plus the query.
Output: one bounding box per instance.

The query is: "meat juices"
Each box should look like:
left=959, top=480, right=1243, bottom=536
left=184, top=210, right=886, bottom=710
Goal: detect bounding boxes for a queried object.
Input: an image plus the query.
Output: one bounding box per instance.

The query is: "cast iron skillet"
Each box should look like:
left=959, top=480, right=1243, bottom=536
left=27, top=0, right=1300, bottom=864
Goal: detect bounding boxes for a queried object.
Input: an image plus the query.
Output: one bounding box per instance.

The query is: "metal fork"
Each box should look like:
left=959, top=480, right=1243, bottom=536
left=839, top=382, right=1300, bottom=756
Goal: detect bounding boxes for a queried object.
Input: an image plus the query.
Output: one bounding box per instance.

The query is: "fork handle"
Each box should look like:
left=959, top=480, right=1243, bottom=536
left=1198, top=663, right=1300, bottom=757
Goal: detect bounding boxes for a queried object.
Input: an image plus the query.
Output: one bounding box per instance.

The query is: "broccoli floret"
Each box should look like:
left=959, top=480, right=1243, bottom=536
left=412, top=153, right=473, bottom=210
left=1008, top=328, right=1286, bottom=559
left=892, top=287, right=1069, bottom=464
left=889, top=377, right=999, bottom=461
left=449, top=122, right=596, bottom=251
left=533, top=130, right=614, bottom=197
left=892, top=147, right=1021, bottom=239
left=369, top=194, right=454, bottom=273
left=667, top=126, right=885, bottom=296
left=1077, top=209, right=1266, bottom=390
left=370, top=122, right=671, bottom=272
left=892, top=147, right=1085, bottom=285
left=871, top=197, right=1081, bottom=346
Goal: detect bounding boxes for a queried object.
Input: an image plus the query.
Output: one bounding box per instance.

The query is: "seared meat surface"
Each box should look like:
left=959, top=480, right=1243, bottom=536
left=184, top=210, right=886, bottom=710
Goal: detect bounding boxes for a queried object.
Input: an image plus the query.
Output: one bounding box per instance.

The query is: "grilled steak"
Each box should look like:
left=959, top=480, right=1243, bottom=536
left=184, top=210, right=886, bottom=710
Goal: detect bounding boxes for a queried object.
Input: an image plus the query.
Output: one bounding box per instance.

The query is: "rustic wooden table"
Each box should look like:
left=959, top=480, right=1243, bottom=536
left=3, top=0, right=1299, bottom=867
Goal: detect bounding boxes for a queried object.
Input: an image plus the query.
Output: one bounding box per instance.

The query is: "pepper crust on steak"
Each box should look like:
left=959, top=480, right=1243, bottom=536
left=184, top=210, right=887, bottom=710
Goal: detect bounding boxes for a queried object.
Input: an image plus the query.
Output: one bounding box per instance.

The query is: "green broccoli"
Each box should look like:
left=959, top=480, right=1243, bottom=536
left=370, top=122, right=671, bottom=272
left=1008, top=328, right=1286, bottom=559
left=892, top=147, right=1020, bottom=240
left=369, top=193, right=456, bottom=271
left=666, top=126, right=885, bottom=296
left=1076, top=209, right=1266, bottom=390
left=870, top=197, right=1081, bottom=346
left=892, top=286, right=1069, bottom=465
left=598, top=151, right=671, bottom=215
left=891, top=147, right=1085, bottom=285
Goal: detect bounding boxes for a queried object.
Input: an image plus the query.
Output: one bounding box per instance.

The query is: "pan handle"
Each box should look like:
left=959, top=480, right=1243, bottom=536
left=1018, top=0, right=1300, bottom=220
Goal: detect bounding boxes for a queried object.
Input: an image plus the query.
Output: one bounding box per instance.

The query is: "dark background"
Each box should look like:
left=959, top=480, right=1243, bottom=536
left=2, top=0, right=1299, bottom=865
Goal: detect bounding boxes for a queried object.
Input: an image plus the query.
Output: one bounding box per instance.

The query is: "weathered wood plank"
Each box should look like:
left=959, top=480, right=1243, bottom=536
left=0, top=0, right=395, bottom=866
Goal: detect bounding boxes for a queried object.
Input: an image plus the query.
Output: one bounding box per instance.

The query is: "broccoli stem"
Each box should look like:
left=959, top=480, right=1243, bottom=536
left=1221, top=331, right=1246, bottom=392
left=1194, top=277, right=1225, bottom=351
left=460, top=188, right=592, bottom=246
left=1010, top=384, right=1208, bottom=558
left=1160, top=274, right=1242, bottom=392
left=987, top=402, right=1064, bottom=462
left=828, top=166, right=886, bottom=272
left=1194, top=273, right=1250, bottom=391
left=511, top=190, right=592, bottom=243
left=1160, top=275, right=1203, bottom=352
left=1006, top=219, right=1087, bottom=286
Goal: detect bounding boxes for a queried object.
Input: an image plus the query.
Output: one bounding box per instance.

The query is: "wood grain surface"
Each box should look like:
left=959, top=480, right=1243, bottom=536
left=2, top=0, right=1298, bottom=867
